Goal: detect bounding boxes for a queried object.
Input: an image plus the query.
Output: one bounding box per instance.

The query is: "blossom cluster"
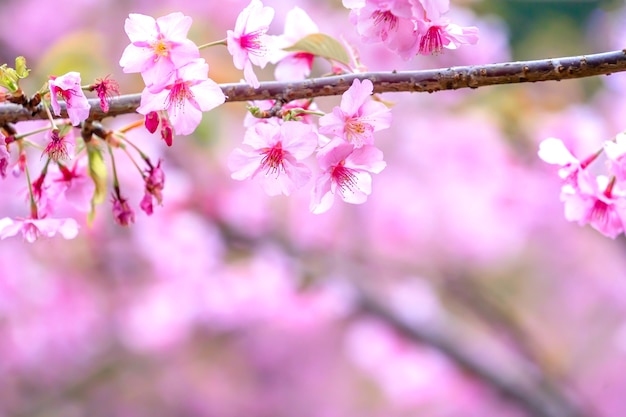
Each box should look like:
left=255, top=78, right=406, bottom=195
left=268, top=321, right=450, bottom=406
left=228, top=78, right=391, bottom=213
left=119, top=12, right=226, bottom=138
left=0, top=0, right=481, bottom=242
left=343, top=0, right=479, bottom=59
left=538, top=134, right=626, bottom=239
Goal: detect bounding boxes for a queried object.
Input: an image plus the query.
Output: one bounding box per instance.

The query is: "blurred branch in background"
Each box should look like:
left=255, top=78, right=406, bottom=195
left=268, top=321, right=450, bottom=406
left=0, top=49, right=625, bottom=124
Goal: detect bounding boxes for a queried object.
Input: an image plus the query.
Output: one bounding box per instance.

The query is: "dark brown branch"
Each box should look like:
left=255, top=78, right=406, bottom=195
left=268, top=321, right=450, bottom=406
left=1, top=49, right=625, bottom=125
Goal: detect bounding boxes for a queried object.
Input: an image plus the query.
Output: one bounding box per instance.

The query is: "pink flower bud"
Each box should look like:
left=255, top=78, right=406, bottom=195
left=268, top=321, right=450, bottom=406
left=145, top=111, right=160, bottom=134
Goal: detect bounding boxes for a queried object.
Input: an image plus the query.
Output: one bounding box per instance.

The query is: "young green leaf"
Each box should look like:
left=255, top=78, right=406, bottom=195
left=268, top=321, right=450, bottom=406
left=283, top=33, right=350, bottom=67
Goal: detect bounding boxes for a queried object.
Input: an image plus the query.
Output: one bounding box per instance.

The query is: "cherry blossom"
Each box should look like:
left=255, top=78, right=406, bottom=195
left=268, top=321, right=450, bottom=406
left=48, top=72, right=90, bottom=126
left=140, top=160, right=165, bottom=215
left=270, top=7, right=318, bottom=81
left=112, top=194, right=135, bottom=226
left=48, top=159, right=95, bottom=212
left=538, top=137, right=600, bottom=189
left=318, top=78, right=392, bottom=147
left=226, top=0, right=275, bottom=88
left=0, top=132, right=9, bottom=178
left=414, top=9, right=479, bottom=56
left=42, top=129, right=74, bottom=162
left=560, top=175, right=626, bottom=239
left=228, top=121, right=317, bottom=196
left=119, top=12, right=200, bottom=89
left=137, top=59, right=225, bottom=136
left=310, top=138, right=386, bottom=214
left=0, top=216, right=79, bottom=243
left=92, top=75, right=120, bottom=113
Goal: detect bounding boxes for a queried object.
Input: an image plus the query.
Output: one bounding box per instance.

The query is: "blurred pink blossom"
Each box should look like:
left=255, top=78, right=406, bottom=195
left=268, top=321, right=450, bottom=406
left=227, top=0, right=275, bottom=88
left=0, top=132, right=9, bottom=178
left=415, top=0, right=479, bottom=55
left=604, top=132, right=626, bottom=182
left=0, top=217, right=79, bottom=243
left=270, top=7, right=318, bottom=81
left=48, top=158, right=95, bottom=212
left=561, top=175, right=626, bottom=239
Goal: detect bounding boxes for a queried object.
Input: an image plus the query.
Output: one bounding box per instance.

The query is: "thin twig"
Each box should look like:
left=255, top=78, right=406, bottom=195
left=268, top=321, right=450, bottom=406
left=0, top=49, right=625, bottom=125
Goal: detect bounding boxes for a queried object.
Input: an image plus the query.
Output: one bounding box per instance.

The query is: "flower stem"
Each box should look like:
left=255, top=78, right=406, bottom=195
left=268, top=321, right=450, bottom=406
left=198, top=38, right=227, bottom=49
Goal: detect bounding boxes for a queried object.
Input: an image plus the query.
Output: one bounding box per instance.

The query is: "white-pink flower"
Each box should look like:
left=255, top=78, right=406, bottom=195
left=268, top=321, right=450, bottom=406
left=49, top=72, right=90, bottom=126
left=311, top=138, right=386, bottom=214
left=538, top=137, right=599, bottom=189
left=228, top=121, right=317, bottom=196
left=270, top=7, right=319, bottom=81
left=0, top=216, right=79, bottom=243
left=119, top=12, right=200, bottom=90
left=227, top=0, right=275, bottom=88
left=137, top=58, right=225, bottom=136
left=318, top=78, right=392, bottom=147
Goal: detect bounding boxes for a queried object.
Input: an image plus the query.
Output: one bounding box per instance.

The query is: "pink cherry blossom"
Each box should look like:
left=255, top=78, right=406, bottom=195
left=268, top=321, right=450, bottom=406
left=0, top=216, right=79, bottom=243
left=343, top=0, right=420, bottom=59
left=112, top=194, right=135, bottom=226
left=0, top=132, right=9, bottom=178
left=226, top=0, right=275, bottom=88
left=228, top=121, right=317, bottom=196
left=136, top=58, right=225, bottom=136
left=42, top=129, right=74, bottom=162
left=92, top=75, right=120, bottom=113
left=560, top=175, right=626, bottom=239
left=119, top=12, right=200, bottom=89
left=604, top=132, right=626, bottom=182
left=270, top=7, right=319, bottom=81
left=310, top=138, right=386, bottom=214
left=318, top=78, right=392, bottom=147
left=414, top=0, right=479, bottom=55
left=48, top=72, right=90, bottom=126
left=49, top=159, right=95, bottom=212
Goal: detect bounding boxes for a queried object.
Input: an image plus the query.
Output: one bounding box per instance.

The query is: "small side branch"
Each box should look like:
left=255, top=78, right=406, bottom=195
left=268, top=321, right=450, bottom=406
left=1, top=49, right=625, bottom=125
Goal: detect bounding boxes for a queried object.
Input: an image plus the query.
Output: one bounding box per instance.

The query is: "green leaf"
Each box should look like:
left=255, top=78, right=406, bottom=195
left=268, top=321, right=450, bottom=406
left=14, top=56, right=29, bottom=79
left=283, top=33, right=350, bottom=67
left=87, top=141, right=107, bottom=225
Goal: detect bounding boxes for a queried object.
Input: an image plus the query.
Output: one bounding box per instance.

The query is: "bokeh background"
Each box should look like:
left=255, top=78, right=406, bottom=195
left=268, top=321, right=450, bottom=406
left=1, top=0, right=626, bottom=416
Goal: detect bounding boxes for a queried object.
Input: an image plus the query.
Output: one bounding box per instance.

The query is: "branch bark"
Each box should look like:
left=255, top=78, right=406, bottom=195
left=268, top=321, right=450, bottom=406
left=1, top=49, right=625, bottom=125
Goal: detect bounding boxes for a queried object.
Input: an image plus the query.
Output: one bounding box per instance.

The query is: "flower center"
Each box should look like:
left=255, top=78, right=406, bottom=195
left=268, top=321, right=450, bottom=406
left=260, top=142, right=286, bottom=176
left=167, top=80, right=194, bottom=109
left=331, top=164, right=358, bottom=196
left=239, top=29, right=266, bottom=56
left=345, top=119, right=373, bottom=147
left=419, top=25, right=444, bottom=55
left=151, top=38, right=170, bottom=59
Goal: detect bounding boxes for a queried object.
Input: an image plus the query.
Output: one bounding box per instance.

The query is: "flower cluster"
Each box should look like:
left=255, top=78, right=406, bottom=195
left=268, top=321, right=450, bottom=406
left=343, top=0, right=479, bottom=60
left=120, top=12, right=225, bottom=138
left=229, top=78, right=391, bottom=213
left=538, top=135, right=626, bottom=239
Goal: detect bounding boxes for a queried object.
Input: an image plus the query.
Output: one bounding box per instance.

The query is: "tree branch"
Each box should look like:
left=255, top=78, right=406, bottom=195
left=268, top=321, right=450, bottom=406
left=1, top=49, right=625, bottom=126
left=357, top=290, right=593, bottom=417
